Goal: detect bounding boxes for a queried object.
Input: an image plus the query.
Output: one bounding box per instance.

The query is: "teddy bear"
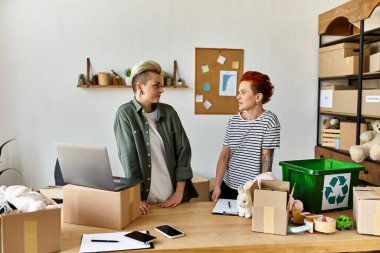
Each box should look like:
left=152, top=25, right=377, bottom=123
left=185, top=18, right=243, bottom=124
left=237, top=186, right=252, bottom=218
left=349, top=120, right=380, bottom=163
left=0, top=185, right=48, bottom=213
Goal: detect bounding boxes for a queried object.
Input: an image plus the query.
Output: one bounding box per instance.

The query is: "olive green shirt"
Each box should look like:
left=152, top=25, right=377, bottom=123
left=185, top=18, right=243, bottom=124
left=114, top=98, right=198, bottom=201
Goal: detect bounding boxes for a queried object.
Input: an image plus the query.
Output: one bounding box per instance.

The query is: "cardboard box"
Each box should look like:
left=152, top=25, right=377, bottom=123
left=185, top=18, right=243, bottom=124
left=319, top=43, right=369, bottom=78
left=251, top=180, right=290, bottom=235
left=191, top=174, right=210, bottom=202
left=369, top=52, right=380, bottom=72
left=332, top=90, right=358, bottom=114
left=63, top=184, right=140, bottom=230
left=320, top=85, right=356, bottom=112
left=0, top=208, right=61, bottom=253
left=340, top=122, right=368, bottom=151
left=362, top=89, right=380, bottom=117
left=353, top=186, right=380, bottom=236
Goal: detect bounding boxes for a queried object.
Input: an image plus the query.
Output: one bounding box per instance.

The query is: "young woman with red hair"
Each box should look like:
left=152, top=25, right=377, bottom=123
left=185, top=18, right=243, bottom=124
left=212, top=71, right=280, bottom=201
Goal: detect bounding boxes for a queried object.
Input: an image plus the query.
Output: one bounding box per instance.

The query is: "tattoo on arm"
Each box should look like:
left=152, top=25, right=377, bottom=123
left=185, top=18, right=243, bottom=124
left=261, top=149, right=274, bottom=173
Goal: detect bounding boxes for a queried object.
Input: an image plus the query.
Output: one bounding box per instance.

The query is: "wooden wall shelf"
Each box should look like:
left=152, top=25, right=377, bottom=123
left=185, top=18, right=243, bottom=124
left=77, top=84, right=189, bottom=89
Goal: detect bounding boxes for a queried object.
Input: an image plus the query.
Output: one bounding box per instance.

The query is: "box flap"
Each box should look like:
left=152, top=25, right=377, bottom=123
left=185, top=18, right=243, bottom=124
left=260, top=180, right=290, bottom=192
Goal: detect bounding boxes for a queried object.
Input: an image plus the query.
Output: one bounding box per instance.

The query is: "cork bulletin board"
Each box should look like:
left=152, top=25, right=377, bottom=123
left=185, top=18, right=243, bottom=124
left=195, top=48, right=244, bottom=114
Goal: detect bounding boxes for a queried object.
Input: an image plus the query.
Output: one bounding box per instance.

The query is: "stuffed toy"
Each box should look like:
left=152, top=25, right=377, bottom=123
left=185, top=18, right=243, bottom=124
left=243, top=172, right=277, bottom=190
left=349, top=120, right=380, bottom=163
left=323, top=117, right=340, bottom=129
left=237, top=186, right=252, bottom=218
left=0, top=185, right=48, bottom=213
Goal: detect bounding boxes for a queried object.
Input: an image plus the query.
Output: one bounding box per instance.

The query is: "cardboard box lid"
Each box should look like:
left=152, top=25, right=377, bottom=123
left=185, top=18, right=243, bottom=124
left=354, top=186, right=380, bottom=200
left=319, top=43, right=369, bottom=53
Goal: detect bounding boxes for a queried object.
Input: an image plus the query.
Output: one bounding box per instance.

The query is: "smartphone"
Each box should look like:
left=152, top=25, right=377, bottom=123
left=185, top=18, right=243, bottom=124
left=124, top=231, right=156, bottom=244
left=154, top=225, right=184, bottom=239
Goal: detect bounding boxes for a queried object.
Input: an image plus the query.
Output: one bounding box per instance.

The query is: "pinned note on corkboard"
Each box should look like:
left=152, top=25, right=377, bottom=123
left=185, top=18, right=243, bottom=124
left=195, top=48, right=244, bottom=114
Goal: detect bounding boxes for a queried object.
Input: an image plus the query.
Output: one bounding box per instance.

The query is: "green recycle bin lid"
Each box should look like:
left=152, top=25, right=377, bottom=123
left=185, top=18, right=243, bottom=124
left=279, top=158, right=365, bottom=175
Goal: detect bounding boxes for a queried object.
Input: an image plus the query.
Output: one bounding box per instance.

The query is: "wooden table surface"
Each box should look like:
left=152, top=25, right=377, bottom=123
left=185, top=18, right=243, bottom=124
left=60, top=202, right=380, bottom=253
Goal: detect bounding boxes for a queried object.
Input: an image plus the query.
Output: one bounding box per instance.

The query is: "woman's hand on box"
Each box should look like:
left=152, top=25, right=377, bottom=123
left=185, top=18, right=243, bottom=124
left=140, top=201, right=150, bottom=215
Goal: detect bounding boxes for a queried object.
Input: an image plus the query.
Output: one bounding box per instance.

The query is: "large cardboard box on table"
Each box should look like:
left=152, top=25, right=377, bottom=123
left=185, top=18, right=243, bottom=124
left=191, top=174, right=211, bottom=202
left=0, top=207, right=61, bottom=253
left=353, top=186, right=380, bottom=236
left=251, top=180, right=290, bottom=236
left=63, top=184, right=140, bottom=230
left=340, top=121, right=368, bottom=151
left=319, top=43, right=369, bottom=78
left=362, top=89, right=380, bottom=117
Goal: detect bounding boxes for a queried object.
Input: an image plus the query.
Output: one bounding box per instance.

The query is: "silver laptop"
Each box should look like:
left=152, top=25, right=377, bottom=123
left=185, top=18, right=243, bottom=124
left=55, top=142, right=140, bottom=191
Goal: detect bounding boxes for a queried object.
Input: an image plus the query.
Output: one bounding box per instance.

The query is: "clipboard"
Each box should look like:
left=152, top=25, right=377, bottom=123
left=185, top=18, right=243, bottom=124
left=212, top=198, right=239, bottom=216
left=79, top=230, right=154, bottom=252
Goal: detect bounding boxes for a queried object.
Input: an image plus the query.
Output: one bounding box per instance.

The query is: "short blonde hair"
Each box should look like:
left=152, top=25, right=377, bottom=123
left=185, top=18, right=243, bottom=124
left=131, top=60, right=162, bottom=92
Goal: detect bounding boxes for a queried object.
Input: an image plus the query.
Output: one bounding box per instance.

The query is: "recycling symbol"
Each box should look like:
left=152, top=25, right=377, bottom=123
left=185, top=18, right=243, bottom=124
left=324, top=176, right=349, bottom=205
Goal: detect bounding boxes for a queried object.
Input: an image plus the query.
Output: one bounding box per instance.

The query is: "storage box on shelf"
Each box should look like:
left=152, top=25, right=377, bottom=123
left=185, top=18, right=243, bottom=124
left=321, top=129, right=340, bottom=147
left=362, top=89, right=380, bottom=117
left=280, top=158, right=364, bottom=213
left=369, top=52, right=380, bottom=72
left=319, top=43, right=369, bottom=78
left=320, top=85, right=356, bottom=112
left=340, top=122, right=368, bottom=151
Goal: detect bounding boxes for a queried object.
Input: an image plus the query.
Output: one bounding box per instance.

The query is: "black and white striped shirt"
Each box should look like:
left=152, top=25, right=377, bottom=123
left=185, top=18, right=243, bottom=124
left=223, top=111, right=280, bottom=190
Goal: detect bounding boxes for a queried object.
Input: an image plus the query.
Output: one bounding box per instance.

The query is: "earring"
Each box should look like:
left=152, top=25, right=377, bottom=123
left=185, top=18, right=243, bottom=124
left=256, top=101, right=259, bottom=105
left=139, top=90, right=144, bottom=98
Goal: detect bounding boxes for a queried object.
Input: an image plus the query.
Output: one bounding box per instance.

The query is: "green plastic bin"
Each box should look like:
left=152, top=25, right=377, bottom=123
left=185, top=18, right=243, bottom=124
left=279, top=158, right=364, bottom=213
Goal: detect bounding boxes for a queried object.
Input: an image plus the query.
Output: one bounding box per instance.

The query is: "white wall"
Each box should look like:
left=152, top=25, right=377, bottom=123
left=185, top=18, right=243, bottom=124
left=0, top=0, right=347, bottom=188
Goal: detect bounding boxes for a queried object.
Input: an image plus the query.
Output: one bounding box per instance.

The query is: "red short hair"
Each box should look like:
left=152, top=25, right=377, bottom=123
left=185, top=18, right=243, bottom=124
left=241, top=71, right=274, bottom=104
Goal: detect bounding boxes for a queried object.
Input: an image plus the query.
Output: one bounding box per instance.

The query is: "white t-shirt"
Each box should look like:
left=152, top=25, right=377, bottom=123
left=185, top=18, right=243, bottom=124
left=223, top=110, right=280, bottom=190
left=144, top=110, right=174, bottom=203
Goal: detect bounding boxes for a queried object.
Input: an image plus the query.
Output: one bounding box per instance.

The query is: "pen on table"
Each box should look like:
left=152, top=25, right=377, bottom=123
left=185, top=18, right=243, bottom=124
left=228, top=201, right=231, bottom=208
left=91, top=239, right=119, bottom=243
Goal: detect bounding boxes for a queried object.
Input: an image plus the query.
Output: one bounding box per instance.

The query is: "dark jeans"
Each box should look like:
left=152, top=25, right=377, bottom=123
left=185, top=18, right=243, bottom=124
left=220, top=181, right=238, bottom=199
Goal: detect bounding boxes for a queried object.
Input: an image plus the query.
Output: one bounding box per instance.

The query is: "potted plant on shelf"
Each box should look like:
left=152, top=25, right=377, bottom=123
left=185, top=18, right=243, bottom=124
left=124, top=68, right=132, bottom=85
left=177, top=78, right=184, bottom=86
left=78, top=74, right=85, bottom=85
left=0, top=139, right=21, bottom=183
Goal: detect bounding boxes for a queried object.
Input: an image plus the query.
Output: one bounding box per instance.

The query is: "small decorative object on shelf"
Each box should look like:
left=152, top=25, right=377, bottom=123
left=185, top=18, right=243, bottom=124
left=124, top=68, right=132, bottom=85
left=177, top=78, right=183, bottom=86
left=98, top=72, right=111, bottom=86
left=78, top=74, right=85, bottom=85
left=111, top=70, right=122, bottom=85
left=165, top=76, right=173, bottom=86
